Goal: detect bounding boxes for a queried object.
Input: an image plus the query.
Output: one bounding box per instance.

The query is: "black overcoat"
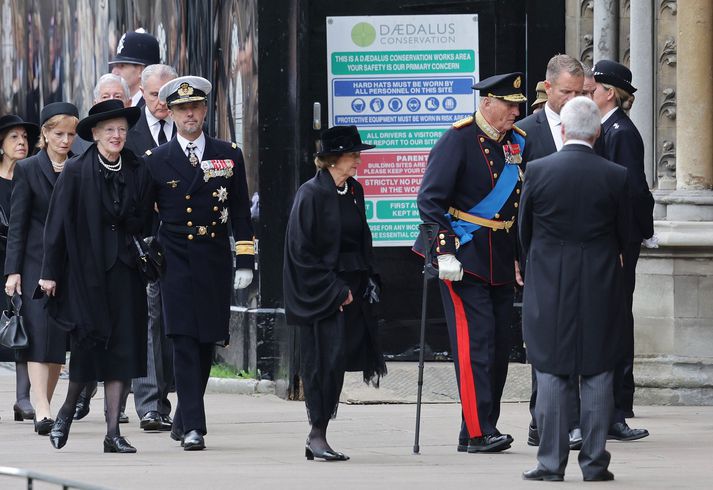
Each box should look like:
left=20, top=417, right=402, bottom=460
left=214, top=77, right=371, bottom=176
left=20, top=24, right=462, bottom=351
left=41, top=146, right=152, bottom=347
left=519, top=144, right=629, bottom=376
left=283, top=170, right=374, bottom=325
left=598, top=108, right=654, bottom=242
left=144, top=136, right=254, bottom=343
left=5, top=150, right=67, bottom=362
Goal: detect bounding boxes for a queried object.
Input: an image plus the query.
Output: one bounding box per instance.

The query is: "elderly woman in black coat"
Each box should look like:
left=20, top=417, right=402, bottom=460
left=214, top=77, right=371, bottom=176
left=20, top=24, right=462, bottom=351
left=39, top=99, right=151, bottom=453
left=284, top=125, right=386, bottom=462
left=5, top=103, right=78, bottom=435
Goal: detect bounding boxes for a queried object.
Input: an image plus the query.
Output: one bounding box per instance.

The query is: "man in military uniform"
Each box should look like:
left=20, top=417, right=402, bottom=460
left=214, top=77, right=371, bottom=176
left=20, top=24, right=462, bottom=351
left=414, top=73, right=526, bottom=453
left=144, top=76, right=255, bottom=451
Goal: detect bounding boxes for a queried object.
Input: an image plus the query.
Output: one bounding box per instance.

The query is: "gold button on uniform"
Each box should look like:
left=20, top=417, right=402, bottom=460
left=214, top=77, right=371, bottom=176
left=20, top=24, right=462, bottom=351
left=186, top=207, right=192, bottom=213
left=489, top=161, right=494, bottom=166
left=514, top=202, right=519, bottom=208
left=210, top=232, right=216, bottom=238
left=439, top=233, right=445, bottom=239
left=479, top=137, right=485, bottom=143
left=187, top=221, right=193, bottom=227
left=516, top=189, right=521, bottom=194
left=213, top=206, right=219, bottom=212
left=188, top=234, right=194, bottom=240
left=185, top=195, right=191, bottom=200
left=212, top=191, right=218, bottom=197
left=440, top=239, right=446, bottom=246
left=211, top=221, right=217, bottom=226
left=493, top=173, right=498, bottom=178
left=495, top=213, right=500, bottom=219
left=484, top=149, right=490, bottom=154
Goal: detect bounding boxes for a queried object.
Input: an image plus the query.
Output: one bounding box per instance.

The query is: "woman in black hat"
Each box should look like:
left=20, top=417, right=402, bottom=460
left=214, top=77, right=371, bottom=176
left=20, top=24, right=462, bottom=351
left=284, top=125, right=387, bottom=461
left=0, top=114, right=39, bottom=424
left=39, top=99, right=152, bottom=453
left=4, top=103, right=79, bottom=435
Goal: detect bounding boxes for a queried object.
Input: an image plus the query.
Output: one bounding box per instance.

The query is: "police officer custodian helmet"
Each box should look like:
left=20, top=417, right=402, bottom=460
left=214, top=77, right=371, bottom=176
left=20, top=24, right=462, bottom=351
left=472, top=72, right=527, bottom=103
left=75, top=99, right=141, bottom=141
left=316, top=125, right=375, bottom=157
left=158, top=76, right=212, bottom=106
left=109, top=29, right=160, bottom=67
left=593, top=60, right=637, bottom=95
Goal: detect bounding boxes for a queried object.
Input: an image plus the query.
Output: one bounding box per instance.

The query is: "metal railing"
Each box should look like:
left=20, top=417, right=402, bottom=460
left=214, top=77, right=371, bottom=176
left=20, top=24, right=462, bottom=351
left=0, top=466, right=111, bottom=490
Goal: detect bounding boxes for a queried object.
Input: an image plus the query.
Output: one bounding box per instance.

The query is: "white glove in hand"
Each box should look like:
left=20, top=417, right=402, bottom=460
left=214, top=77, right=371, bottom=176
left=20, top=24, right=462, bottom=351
left=642, top=234, right=660, bottom=249
left=437, top=254, right=464, bottom=282
left=234, top=269, right=253, bottom=289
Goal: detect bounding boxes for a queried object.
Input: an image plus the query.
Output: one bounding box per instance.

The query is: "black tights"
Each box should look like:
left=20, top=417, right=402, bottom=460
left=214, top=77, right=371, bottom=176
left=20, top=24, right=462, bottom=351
left=57, top=379, right=128, bottom=437
left=308, top=420, right=332, bottom=452
left=15, top=362, right=32, bottom=409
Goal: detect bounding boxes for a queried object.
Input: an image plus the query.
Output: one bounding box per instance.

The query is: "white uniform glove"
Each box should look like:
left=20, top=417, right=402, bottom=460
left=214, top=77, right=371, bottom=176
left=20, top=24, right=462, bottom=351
left=234, top=269, right=253, bottom=289
left=642, top=234, right=660, bottom=249
left=437, top=254, right=463, bottom=282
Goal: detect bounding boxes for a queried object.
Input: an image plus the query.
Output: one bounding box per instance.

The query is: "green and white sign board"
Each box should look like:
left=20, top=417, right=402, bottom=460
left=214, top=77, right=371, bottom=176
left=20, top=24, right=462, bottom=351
left=327, top=14, right=479, bottom=246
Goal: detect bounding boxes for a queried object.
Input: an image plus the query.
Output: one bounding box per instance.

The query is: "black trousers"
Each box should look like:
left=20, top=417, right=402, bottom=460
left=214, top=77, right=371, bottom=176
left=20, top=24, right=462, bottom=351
left=299, top=314, right=347, bottom=427
left=439, top=278, right=513, bottom=439
left=171, top=335, right=214, bottom=435
left=613, top=243, right=640, bottom=422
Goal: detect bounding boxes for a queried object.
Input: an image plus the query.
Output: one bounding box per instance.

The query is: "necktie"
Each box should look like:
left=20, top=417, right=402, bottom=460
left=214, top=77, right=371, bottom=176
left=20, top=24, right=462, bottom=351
left=186, top=142, right=198, bottom=167
left=158, top=119, right=168, bottom=145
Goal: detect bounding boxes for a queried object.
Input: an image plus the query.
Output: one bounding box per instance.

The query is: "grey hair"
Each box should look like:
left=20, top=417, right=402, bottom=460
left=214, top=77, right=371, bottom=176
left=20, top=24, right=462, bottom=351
left=93, top=73, right=130, bottom=101
left=546, top=54, right=584, bottom=82
left=581, top=62, right=594, bottom=79
left=560, top=96, right=601, bottom=141
left=141, top=64, right=178, bottom=85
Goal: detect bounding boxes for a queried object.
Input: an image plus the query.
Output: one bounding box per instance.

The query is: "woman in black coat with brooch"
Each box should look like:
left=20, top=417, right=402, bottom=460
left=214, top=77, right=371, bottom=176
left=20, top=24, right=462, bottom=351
left=284, top=125, right=386, bottom=461
left=5, top=103, right=78, bottom=435
left=39, top=99, right=152, bottom=453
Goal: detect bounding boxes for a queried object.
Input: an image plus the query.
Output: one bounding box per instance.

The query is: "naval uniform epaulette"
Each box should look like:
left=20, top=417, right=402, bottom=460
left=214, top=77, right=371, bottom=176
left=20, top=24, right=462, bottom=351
left=512, top=125, right=526, bottom=137
left=145, top=149, right=152, bottom=156
left=452, top=116, right=474, bottom=129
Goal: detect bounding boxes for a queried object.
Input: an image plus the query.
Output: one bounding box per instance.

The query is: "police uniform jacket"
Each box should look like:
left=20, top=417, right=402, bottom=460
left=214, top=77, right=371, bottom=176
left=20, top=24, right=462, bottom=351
left=144, top=135, right=254, bottom=343
left=414, top=116, right=524, bottom=285
left=598, top=107, right=654, bottom=242
left=519, top=144, right=629, bottom=375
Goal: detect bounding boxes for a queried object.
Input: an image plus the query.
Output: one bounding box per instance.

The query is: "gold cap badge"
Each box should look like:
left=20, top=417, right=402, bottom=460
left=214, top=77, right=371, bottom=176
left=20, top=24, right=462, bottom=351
left=177, top=82, right=194, bottom=97
left=513, top=76, right=522, bottom=88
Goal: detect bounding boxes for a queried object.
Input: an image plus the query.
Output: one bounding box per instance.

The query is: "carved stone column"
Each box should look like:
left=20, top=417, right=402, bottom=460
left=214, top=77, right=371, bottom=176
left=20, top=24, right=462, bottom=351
left=629, top=0, right=654, bottom=185
left=676, top=0, right=713, bottom=190
left=594, top=0, right=619, bottom=61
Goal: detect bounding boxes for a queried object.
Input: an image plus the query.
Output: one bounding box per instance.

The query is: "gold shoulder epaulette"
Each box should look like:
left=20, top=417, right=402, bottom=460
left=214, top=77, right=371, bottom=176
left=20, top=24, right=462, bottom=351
left=145, top=150, right=152, bottom=156
left=512, top=125, right=526, bottom=137
left=452, top=116, right=474, bottom=129
left=231, top=142, right=238, bottom=149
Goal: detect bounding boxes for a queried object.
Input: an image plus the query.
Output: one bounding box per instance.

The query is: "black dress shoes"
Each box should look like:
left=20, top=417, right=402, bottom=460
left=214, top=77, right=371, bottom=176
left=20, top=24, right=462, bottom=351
left=159, top=414, right=173, bottom=431
left=522, top=467, right=565, bottom=481
left=183, top=430, right=205, bottom=451
left=74, top=398, right=91, bottom=420
left=13, top=402, right=35, bottom=421
left=584, top=470, right=615, bottom=481
left=467, top=433, right=512, bottom=453
left=457, top=438, right=468, bottom=452
left=527, top=424, right=540, bottom=446
left=140, top=411, right=163, bottom=431
left=569, top=427, right=583, bottom=450
left=608, top=421, right=649, bottom=441
left=104, top=435, right=137, bottom=453
left=49, top=416, right=73, bottom=449
left=305, top=440, right=349, bottom=461
left=34, top=416, right=55, bottom=436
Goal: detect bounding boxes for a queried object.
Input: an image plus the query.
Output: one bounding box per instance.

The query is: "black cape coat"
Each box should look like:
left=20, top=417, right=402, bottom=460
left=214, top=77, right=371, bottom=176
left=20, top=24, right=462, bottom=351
left=41, top=145, right=152, bottom=347
left=519, top=144, right=629, bottom=376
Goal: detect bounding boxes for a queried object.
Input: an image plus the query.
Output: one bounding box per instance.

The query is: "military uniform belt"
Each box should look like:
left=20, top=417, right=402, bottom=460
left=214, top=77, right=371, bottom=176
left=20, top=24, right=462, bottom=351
left=162, top=222, right=223, bottom=237
left=448, top=207, right=514, bottom=232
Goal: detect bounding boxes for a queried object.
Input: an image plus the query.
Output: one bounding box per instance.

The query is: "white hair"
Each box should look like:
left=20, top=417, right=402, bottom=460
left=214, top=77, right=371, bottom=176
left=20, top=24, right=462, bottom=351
left=141, top=64, right=178, bottom=85
left=93, top=73, right=130, bottom=101
left=560, top=96, right=601, bottom=140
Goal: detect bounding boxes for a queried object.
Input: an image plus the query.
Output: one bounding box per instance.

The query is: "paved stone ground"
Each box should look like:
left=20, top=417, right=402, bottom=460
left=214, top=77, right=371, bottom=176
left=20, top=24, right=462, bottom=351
left=1, top=364, right=711, bottom=489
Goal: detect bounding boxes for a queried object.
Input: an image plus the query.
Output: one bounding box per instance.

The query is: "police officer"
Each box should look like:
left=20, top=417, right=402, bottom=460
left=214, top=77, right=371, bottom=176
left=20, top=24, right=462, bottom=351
left=144, top=76, right=255, bottom=451
left=414, top=73, right=526, bottom=453
left=109, top=30, right=161, bottom=108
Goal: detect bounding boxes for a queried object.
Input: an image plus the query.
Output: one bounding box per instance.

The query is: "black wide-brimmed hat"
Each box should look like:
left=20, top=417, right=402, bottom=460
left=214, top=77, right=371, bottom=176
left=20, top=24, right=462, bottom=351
left=316, top=125, right=375, bottom=157
left=40, top=102, right=79, bottom=126
left=593, top=60, right=637, bottom=95
left=473, top=72, right=527, bottom=103
left=109, top=30, right=160, bottom=67
left=76, top=99, right=141, bottom=141
left=0, top=114, right=40, bottom=146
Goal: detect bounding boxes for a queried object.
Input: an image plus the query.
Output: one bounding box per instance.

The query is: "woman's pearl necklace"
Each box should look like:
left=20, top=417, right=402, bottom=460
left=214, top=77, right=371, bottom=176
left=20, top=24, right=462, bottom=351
left=99, top=154, right=122, bottom=172
left=336, top=181, right=349, bottom=195
left=50, top=158, right=66, bottom=172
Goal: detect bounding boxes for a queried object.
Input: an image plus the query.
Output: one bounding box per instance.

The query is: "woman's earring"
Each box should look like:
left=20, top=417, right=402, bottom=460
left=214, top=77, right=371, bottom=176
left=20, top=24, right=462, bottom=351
left=0, top=149, right=4, bottom=156
left=330, top=164, right=335, bottom=167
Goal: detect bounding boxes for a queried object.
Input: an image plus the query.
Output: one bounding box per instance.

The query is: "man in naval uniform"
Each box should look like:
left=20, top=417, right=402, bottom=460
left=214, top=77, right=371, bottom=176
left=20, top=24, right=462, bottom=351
left=414, top=72, right=527, bottom=454
left=143, top=76, right=255, bottom=451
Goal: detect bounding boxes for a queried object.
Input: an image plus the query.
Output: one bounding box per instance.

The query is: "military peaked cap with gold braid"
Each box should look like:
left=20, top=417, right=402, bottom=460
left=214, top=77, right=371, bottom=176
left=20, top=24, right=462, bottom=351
left=472, top=72, right=527, bottom=103
left=159, top=76, right=212, bottom=106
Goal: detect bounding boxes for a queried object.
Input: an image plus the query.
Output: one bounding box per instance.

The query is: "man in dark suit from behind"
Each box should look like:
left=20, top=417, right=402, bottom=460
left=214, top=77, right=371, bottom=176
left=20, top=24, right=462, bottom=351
left=124, top=63, right=178, bottom=433
left=520, top=96, right=629, bottom=482
left=518, top=54, right=585, bottom=449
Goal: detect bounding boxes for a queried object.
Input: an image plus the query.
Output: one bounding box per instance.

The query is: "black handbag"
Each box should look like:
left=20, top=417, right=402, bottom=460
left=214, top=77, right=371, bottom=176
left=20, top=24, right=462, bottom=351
left=132, top=236, right=166, bottom=282
left=0, top=294, right=29, bottom=349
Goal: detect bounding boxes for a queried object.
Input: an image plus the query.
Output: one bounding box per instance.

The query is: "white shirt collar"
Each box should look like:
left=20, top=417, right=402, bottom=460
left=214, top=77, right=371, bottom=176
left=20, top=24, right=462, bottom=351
left=130, top=91, right=143, bottom=107
left=544, top=102, right=563, bottom=150
left=563, top=139, right=593, bottom=149
left=176, top=132, right=206, bottom=162
left=544, top=102, right=561, bottom=124
left=601, top=107, right=617, bottom=124
left=144, top=107, right=174, bottom=145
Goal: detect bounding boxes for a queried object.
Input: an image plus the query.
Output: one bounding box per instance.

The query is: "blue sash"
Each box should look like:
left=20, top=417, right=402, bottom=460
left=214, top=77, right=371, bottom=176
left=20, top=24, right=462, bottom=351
left=446, top=132, right=525, bottom=245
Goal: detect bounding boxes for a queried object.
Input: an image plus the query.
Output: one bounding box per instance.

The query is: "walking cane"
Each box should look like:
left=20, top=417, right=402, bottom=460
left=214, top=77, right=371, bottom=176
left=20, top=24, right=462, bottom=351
left=413, top=222, right=440, bottom=454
